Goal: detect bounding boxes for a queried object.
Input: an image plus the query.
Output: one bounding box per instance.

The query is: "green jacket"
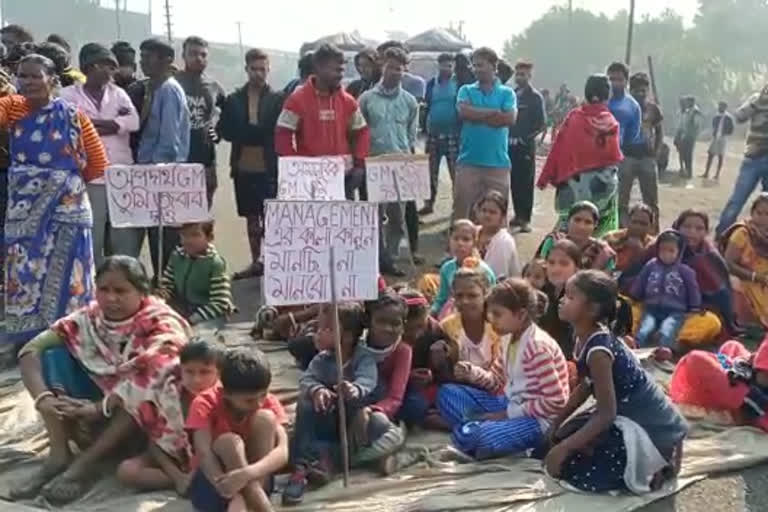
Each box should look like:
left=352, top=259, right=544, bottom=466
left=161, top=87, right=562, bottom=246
left=159, top=244, right=234, bottom=324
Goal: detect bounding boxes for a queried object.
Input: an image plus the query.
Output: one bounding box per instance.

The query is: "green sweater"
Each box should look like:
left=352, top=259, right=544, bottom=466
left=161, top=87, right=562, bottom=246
left=159, top=244, right=235, bottom=324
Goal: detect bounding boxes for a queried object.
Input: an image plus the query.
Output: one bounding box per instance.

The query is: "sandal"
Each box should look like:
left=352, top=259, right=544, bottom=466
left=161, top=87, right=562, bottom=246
left=9, top=463, right=67, bottom=501
left=233, top=262, right=264, bottom=281
left=41, top=473, right=92, bottom=506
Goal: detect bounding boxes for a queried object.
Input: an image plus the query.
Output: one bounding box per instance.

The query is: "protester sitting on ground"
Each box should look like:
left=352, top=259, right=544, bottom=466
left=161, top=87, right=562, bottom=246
left=430, top=219, right=497, bottom=318
left=630, top=230, right=702, bottom=353
left=603, top=203, right=656, bottom=272
left=3, top=53, right=109, bottom=346
left=14, top=256, right=193, bottom=504
left=157, top=222, right=235, bottom=330
left=621, top=209, right=734, bottom=344
left=446, top=279, right=568, bottom=460
left=436, top=265, right=508, bottom=429
left=536, top=201, right=616, bottom=272
left=670, top=338, right=768, bottom=432
left=539, top=239, right=582, bottom=359
left=477, top=190, right=521, bottom=280
left=536, top=74, right=622, bottom=237
left=546, top=270, right=688, bottom=494
left=283, top=302, right=377, bottom=506
left=117, top=340, right=221, bottom=494
left=186, top=347, right=288, bottom=512
left=392, top=287, right=451, bottom=429
left=719, top=193, right=768, bottom=329
left=522, top=258, right=547, bottom=290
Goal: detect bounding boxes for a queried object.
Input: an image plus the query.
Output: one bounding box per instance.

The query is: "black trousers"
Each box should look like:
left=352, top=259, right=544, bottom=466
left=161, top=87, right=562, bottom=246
left=509, top=142, right=536, bottom=223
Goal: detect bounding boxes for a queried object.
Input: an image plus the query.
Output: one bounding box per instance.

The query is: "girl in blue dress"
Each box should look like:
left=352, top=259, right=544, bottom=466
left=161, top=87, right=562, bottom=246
left=545, top=270, right=688, bottom=493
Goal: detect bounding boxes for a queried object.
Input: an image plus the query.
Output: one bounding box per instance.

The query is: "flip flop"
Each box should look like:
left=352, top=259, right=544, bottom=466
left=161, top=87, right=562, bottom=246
left=41, top=473, right=92, bottom=506
left=8, top=463, right=67, bottom=501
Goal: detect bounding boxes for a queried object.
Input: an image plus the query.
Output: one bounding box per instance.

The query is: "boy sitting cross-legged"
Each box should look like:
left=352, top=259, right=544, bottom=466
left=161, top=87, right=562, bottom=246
left=186, top=347, right=288, bottom=512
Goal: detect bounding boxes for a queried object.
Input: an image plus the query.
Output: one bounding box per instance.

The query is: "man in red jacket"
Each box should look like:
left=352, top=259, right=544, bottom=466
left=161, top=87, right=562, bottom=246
left=275, top=43, right=370, bottom=199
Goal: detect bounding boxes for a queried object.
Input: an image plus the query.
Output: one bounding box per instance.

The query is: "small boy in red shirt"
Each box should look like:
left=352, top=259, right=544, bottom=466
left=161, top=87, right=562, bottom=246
left=117, top=339, right=221, bottom=494
left=186, top=347, right=288, bottom=512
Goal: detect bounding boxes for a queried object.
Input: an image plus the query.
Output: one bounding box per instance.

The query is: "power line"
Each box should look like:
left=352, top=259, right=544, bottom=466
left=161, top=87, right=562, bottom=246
left=114, top=0, right=122, bottom=39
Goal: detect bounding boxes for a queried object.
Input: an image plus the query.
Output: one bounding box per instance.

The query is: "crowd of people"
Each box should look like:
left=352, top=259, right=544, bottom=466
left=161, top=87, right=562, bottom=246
left=2, top=20, right=768, bottom=512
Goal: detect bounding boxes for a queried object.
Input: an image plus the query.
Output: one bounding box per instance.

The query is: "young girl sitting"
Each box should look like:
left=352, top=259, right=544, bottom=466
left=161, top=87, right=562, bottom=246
left=539, top=239, right=582, bottom=358
left=604, top=203, right=656, bottom=272
left=536, top=201, right=616, bottom=272
left=431, top=219, right=496, bottom=318
left=436, top=265, right=508, bottom=428
left=546, top=270, right=688, bottom=494
left=393, top=287, right=451, bottom=429
left=522, top=259, right=547, bottom=291
left=477, top=190, right=521, bottom=280
left=449, top=279, right=569, bottom=460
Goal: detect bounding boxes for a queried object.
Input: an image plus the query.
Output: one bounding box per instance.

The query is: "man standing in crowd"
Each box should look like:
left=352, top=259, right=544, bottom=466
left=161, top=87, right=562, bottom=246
left=218, top=48, right=283, bottom=280
left=421, top=52, right=459, bottom=216
left=175, top=36, right=226, bottom=206
left=275, top=43, right=370, bottom=202
left=716, top=85, right=768, bottom=236
left=607, top=61, right=641, bottom=151
left=60, top=43, right=140, bottom=266
left=283, top=51, right=313, bottom=95
left=111, top=41, right=138, bottom=90
left=0, top=25, right=33, bottom=55
left=377, top=41, right=425, bottom=101
left=703, top=101, right=735, bottom=180
left=508, top=59, right=544, bottom=233
left=347, top=47, right=380, bottom=99
left=618, top=71, right=663, bottom=230
left=454, top=47, right=517, bottom=220
left=360, top=47, right=421, bottom=275
left=675, top=95, right=702, bottom=179
left=130, top=38, right=190, bottom=277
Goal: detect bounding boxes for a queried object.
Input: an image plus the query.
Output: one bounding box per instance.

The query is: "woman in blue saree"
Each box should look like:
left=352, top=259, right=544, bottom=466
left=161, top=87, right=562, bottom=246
left=3, top=54, right=109, bottom=345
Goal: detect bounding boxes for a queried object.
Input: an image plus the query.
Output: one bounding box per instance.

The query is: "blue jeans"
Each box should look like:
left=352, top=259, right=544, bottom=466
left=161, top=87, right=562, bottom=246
left=716, top=154, right=768, bottom=236
left=635, top=307, right=686, bottom=348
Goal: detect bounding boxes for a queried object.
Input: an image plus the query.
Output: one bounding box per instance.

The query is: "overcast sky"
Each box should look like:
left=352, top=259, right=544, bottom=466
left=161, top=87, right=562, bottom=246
left=124, top=0, right=698, bottom=52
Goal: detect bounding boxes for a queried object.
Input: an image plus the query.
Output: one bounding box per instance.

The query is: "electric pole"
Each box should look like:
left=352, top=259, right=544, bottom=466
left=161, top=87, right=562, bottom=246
left=625, top=0, right=636, bottom=65
left=114, top=0, right=122, bottom=39
left=163, top=0, right=173, bottom=43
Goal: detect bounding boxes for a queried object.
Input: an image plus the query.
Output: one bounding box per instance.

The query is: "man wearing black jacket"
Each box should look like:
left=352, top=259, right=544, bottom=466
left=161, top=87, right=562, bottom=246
left=508, top=59, right=545, bottom=233
left=217, top=48, right=284, bottom=279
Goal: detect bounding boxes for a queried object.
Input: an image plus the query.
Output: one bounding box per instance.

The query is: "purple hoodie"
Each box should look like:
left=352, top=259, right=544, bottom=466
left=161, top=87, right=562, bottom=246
left=630, top=230, right=702, bottom=313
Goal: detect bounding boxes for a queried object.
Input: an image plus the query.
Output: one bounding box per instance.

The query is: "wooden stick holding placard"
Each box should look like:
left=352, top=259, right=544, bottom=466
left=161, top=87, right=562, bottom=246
left=329, top=246, right=351, bottom=487
left=156, top=197, right=164, bottom=283
left=391, top=169, right=418, bottom=275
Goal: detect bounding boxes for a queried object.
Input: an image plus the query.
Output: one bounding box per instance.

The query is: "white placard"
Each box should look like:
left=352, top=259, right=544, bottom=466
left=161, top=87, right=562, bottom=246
left=277, top=156, right=346, bottom=200
left=105, top=164, right=209, bottom=228
left=264, top=200, right=379, bottom=305
left=366, top=154, right=430, bottom=203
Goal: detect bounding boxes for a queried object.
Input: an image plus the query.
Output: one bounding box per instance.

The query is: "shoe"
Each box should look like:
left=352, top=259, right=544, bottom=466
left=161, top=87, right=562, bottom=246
left=517, top=222, right=532, bottom=233
left=418, top=203, right=434, bottom=216
left=282, top=468, right=308, bottom=506
left=306, top=455, right=333, bottom=487
left=412, top=254, right=425, bottom=265
left=233, top=262, right=264, bottom=280
left=508, top=217, right=522, bottom=228
left=381, top=264, right=406, bottom=278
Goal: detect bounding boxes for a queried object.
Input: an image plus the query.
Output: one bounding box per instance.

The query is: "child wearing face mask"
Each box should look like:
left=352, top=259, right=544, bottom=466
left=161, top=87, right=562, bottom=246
left=448, top=279, right=569, bottom=460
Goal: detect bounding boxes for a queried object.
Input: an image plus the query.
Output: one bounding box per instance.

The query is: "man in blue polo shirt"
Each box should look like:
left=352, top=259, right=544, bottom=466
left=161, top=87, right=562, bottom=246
left=454, top=47, right=517, bottom=220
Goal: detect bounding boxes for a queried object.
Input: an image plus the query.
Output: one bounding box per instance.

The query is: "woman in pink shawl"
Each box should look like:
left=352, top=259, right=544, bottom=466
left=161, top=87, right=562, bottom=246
left=14, top=256, right=192, bottom=505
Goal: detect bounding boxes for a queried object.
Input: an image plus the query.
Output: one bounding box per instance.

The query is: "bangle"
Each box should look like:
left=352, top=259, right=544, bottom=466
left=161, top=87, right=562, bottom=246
left=102, top=396, right=113, bottom=418
left=34, top=391, right=55, bottom=410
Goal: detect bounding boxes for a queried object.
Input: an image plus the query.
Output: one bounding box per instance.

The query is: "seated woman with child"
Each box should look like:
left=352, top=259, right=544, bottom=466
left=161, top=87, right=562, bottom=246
left=14, top=256, right=193, bottom=504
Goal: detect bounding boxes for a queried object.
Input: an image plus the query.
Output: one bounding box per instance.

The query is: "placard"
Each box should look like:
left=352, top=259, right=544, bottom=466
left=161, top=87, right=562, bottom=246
left=366, top=154, right=430, bottom=202
left=277, top=156, right=346, bottom=200
left=106, top=164, right=209, bottom=228
left=264, top=200, right=379, bottom=305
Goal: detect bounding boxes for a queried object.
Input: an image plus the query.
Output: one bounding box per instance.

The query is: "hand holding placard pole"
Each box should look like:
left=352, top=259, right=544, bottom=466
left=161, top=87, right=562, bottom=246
left=329, top=246, right=351, bottom=487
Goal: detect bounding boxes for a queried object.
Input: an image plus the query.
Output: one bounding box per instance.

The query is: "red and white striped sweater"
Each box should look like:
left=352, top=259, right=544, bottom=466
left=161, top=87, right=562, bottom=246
left=504, top=323, right=570, bottom=428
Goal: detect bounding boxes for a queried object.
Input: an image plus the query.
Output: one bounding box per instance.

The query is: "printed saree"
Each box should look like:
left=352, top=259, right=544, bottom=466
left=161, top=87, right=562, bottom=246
left=52, top=297, right=193, bottom=461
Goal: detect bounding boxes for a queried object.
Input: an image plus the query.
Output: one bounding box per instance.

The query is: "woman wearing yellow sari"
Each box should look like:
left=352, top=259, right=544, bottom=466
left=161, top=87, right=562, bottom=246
left=720, top=193, right=768, bottom=328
